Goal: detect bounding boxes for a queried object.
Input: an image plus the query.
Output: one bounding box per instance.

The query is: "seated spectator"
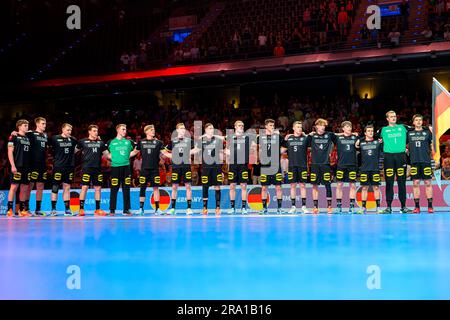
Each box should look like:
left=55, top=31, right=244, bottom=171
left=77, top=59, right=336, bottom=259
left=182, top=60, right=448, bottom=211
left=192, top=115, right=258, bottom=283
left=444, top=27, right=450, bottom=40
left=421, top=25, right=433, bottom=43
left=120, top=52, right=130, bottom=71
left=273, top=41, right=285, bottom=57
left=191, top=45, right=200, bottom=61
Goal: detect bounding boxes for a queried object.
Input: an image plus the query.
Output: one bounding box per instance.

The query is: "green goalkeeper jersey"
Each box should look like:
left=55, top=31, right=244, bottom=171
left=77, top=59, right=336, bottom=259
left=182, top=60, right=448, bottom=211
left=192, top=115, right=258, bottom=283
left=380, top=124, right=407, bottom=153
left=107, top=138, right=135, bottom=167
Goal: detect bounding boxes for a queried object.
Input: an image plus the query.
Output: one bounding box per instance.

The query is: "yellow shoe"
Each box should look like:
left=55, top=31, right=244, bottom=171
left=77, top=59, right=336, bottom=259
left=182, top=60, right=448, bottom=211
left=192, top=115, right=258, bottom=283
left=79, top=209, right=85, bottom=217
left=312, top=207, right=319, bottom=214
left=215, top=207, right=221, bottom=215
left=6, top=209, right=14, bottom=217
left=202, top=208, right=208, bottom=215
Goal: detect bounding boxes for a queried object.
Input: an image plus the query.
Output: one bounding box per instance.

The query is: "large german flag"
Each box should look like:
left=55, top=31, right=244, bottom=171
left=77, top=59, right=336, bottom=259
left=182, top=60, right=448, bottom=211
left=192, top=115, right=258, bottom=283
left=432, top=78, right=450, bottom=164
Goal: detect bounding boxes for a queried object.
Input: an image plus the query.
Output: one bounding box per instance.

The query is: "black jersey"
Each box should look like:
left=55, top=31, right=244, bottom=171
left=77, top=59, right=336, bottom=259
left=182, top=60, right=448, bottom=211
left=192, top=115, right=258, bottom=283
left=407, top=129, right=432, bottom=164
left=49, top=135, right=78, bottom=168
left=282, top=134, right=309, bottom=167
left=227, top=133, right=252, bottom=165
left=26, top=131, right=48, bottom=167
left=77, top=138, right=107, bottom=169
left=359, top=139, right=382, bottom=172
left=309, top=132, right=336, bottom=165
left=166, top=137, right=195, bottom=167
left=335, top=134, right=358, bottom=167
left=257, top=133, right=283, bottom=167
left=8, top=134, right=31, bottom=168
left=137, top=138, right=164, bottom=169
left=197, top=136, right=223, bottom=168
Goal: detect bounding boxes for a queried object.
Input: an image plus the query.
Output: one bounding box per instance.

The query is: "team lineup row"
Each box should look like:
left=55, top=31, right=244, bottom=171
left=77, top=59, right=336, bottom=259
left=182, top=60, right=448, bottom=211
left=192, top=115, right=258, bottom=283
left=5, top=110, right=434, bottom=217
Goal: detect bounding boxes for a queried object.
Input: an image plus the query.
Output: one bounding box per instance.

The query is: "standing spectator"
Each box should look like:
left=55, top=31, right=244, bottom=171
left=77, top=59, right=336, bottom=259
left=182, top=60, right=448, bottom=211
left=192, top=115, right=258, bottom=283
left=130, top=52, right=138, bottom=71
left=421, top=25, right=434, bottom=44
left=258, top=32, right=267, bottom=51
left=120, top=52, right=130, bottom=71
left=399, top=0, right=410, bottom=30
left=388, top=27, right=401, bottom=47
left=273, top=41, right=285, bottom=57
left=338, top=7, right=349, bottom=40
left=231, top=31, right=241, bottom=53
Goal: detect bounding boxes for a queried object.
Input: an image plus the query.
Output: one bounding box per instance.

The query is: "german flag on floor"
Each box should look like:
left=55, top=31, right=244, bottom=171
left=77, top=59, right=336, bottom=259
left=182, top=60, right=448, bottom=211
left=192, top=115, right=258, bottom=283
left=432, top=78, right=450, bottom=164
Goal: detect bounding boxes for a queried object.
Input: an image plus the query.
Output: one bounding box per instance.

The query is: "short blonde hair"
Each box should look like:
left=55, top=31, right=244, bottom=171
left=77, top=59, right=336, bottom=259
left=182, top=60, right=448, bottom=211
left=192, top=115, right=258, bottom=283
left=176, top=123, right=185, bottom=129
left=234, top=120, right=244, bottom=127
left=116, top=124, right=126, bottom=130
left=292, top=121, right=302, bottom=127
left=62, top=123, right=72, bottom=130
left=315, top=118, right=328, bottom=126
left=341, top=121, right=352, bottom=129
left=16, top=119, right=29, bottom=129
left=144, top=125, right=155, bottom=132
left=386, top=110, right=396, bottom=118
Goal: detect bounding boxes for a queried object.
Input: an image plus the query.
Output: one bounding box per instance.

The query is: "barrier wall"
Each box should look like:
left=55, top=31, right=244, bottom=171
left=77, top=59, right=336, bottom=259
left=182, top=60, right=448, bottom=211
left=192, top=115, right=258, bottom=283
left=0, top=181, right=449, bottom=213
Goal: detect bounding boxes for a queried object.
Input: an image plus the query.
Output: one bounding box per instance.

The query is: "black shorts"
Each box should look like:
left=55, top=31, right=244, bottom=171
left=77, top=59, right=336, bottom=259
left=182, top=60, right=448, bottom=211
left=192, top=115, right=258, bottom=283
left=335, top=166, right=358, bottom=183
left=384, top=152, right=407, bottom=180
left=201, top=166, right=223, bottom=186
left=410, top=162, right=433, bottom=180
left=29, top=165, right=48, bottom=183
left=310, top=164, right=332, bottom=185
left=359, top=171, right=381, bottom=186
left=260, top=166, right=283, bottom=186
left=288, top=166, right=308, bottom=183
left=10, top=167, right=29, bottom=184
left=110, top=165, right=131, bottom=187
left=228, top=164, right=250, bottom=184
left=81, top=167, right=104, bottom=186
left=171, top=165, right=192, bottom=184
left=140, top=167, right=161, bottom=187
left=53, top=167, right=74, bottom=184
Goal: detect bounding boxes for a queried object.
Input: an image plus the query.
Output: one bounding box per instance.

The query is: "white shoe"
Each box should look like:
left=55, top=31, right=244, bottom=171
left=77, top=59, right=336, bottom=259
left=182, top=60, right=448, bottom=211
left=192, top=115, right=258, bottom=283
left=186, top=208, right=193, bottom=215
left=301, top=206, right=310, bottom=214
left=136, top=208, right=144, bottom=216
left=288, top=206, right=296, bottom=214
left=241, top=207, right=248, bottom=215
left=228, top=208, right=236, bottom=215
left=155, top=209, right=162, bottom=215
left=276, top=208, right=283, bottom=215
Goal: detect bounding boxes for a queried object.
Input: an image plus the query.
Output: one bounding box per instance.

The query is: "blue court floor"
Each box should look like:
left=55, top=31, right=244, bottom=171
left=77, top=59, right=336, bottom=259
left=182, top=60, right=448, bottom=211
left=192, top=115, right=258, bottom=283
left=1, top=212, right=450, bottom=300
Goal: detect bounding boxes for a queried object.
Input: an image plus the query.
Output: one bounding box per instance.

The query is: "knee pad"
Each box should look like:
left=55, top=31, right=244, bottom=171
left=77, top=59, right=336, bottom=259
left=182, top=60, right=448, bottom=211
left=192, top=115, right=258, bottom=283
left=52, top=184, right=59, bottom=194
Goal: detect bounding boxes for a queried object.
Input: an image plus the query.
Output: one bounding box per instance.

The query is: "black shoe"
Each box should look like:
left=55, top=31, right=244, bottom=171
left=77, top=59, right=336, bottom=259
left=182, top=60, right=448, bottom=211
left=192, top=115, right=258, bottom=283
left=380, top=207, right=392, bottom=214
left=122, top=210, right=132, bottom=216
left=400, top=207, right=412, bottom=214
left=109, top=210, right=115, bottom=216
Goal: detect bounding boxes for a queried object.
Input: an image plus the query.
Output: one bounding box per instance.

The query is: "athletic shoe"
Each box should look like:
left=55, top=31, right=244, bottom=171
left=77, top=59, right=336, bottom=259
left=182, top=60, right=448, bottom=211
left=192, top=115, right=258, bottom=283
left=94, top=209, right=107, bottom=216
left=348, top=207, right=355, bottom=214
left=202, top=208, right=208, bottom=215
left=78, top=209, right=85, bottom=217
left=312, top=207, right=319, bottom=214
left=108, top=210, right=115, bottom=216
left=24, top=209, right=33, bottom=216
left=258, top=208, right=268, bottom=215
left=228, top=208, right=236, bottom=215
left=379, top=207, right=392, bottom=214
left=288, top=206, right=296, bottom=214
left=168, top=208, right=176, bottom=215
left=276, top=208, right=283, bottom=215
left=241, top=207, right=248, bottom=215
left=301, top=206, right=310, bottom=214
left=412, top=208, right=420, bottom=214
left=49, top=210, right=57, bottom=217
left=428, top=207, right=434, bottom=214
left=186, top=208, right=193, bottom=215
left=356, top=208, right=366, bottom=214
left=334, top=207, right=343, bottom=214
left=35, top=211, right=47, bottom=217
left=122, top=210, right=133, bottom=216
left=327, top=206, right=333, bottom=214
left=19, top=210, right=31, bottom=217
left=155, top=209, right=162, bottom=216
left=136, top=208, right=145, bottom=216
left=6, top=209, right=14, bottom=217
left=400, top=207, right=412, bottom=214
left=64, top=210, right=76, bottom=217
left=215, top=208, right=221, bottom=215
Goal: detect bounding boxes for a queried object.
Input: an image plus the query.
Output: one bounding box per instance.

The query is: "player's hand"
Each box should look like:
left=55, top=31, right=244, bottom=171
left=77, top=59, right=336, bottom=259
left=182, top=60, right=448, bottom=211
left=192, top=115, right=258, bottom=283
left=378, top=138, right=383, bottom=143
left=285, top=133, right=293, bottom=140
left=11, top=165, right=17, bottom=174
left=10, top=131, right=18, bottom=136
left=352, top=132, right=358, bottom=136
